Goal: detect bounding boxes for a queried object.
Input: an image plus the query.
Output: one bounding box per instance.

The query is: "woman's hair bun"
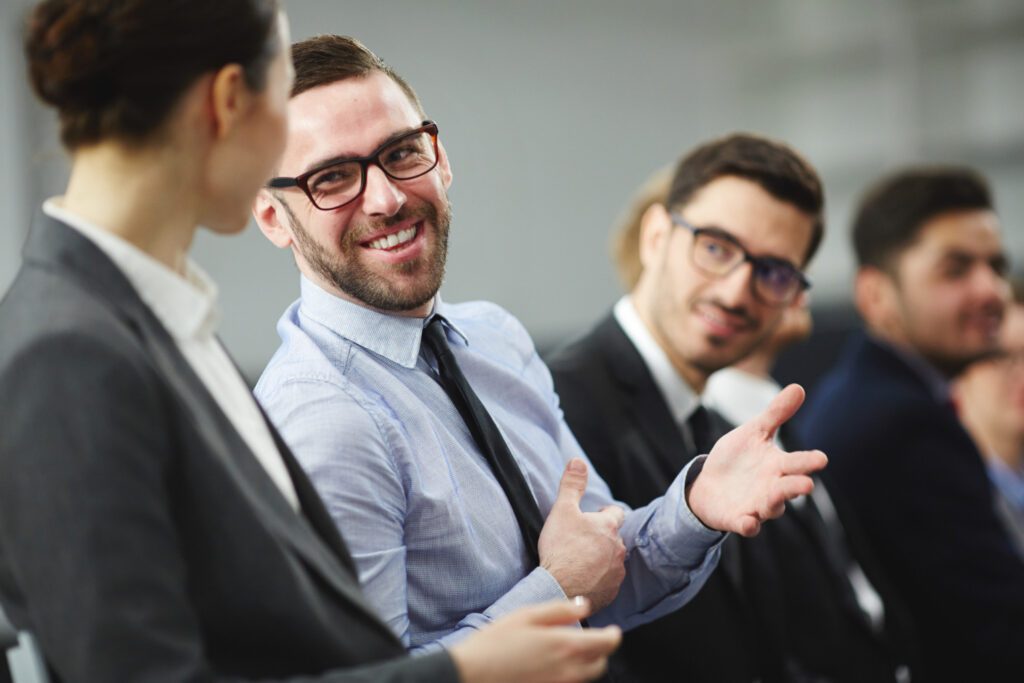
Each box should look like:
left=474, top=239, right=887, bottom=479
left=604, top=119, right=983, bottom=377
left=25, top=1, right=116, bottom=111
left=23, top=0, right=279, bottom=149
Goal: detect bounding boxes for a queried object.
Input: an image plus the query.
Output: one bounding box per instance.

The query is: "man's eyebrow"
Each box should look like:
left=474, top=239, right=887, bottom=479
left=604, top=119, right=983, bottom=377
left=938, top=249, right=1002, bottom=263
left=696, top=222, right=802, bottom=269
left=299, top=124, right=423, bottom=176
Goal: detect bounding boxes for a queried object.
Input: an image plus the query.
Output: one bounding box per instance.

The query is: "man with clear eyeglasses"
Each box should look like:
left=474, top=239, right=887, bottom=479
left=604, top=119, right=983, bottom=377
left=253, top=36, right=827, bottom=670
left=547, top=135, right=917, bottom=682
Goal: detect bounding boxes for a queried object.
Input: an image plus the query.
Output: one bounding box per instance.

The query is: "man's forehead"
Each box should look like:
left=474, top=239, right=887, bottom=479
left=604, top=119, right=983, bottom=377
left=282, top=73, right=422, bottom=169
left=682, top=175, right=815, bottom=264
left=913, top=208, right=1003, bottom=255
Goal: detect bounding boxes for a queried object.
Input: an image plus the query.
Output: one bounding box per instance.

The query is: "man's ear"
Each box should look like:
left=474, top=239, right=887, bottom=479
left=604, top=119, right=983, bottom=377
left=209, top=63, right=249, bottom=140
left=436, top=139, right=453, bottom=189
left=855, top=265, right=899, bottom=330
left=638, top=203, right=672, bottom=272
left=253, top=189, right=294, bottom=249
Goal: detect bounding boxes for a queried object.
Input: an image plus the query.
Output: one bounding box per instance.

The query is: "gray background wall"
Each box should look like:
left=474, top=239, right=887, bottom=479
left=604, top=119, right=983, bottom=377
left=2, top=0, right=1022, bottom=380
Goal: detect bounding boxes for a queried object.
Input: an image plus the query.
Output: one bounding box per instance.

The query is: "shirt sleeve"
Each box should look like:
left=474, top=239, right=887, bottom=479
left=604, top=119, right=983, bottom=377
left=259, top=374, right=569, bottom=653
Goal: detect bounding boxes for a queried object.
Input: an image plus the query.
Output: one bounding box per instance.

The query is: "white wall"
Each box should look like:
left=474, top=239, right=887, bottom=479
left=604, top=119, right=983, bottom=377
left=4, top=0, right=1023, bottom=378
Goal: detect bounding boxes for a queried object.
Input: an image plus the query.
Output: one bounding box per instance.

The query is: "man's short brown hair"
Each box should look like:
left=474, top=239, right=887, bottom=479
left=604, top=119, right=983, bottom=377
left=290, top=35, right=425, bottom=116
left=851, top=166, right=993, bottom=272
left=666, top=133, right=825, bottom=264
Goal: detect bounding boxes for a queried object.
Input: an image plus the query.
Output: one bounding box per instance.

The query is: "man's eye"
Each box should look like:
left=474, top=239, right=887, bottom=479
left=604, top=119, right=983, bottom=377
left=311, top=166, right=358, bottom=190
left=703, top=239, right=735, bottom=260
left=384, top=143, right=422, bottom=167
left=761, top=265, right=796, bottom=288
left=941, top=263, right=970, bottom=279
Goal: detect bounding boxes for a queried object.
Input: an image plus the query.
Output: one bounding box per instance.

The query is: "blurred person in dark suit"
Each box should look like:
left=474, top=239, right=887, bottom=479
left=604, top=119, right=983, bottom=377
left=548, top=136, right=916, bottom=682
left=955, top=277, right=1024, bottom=556
left=799, top=167, right=1024, bottom=681
left=0, top=2, right=622, bottom=681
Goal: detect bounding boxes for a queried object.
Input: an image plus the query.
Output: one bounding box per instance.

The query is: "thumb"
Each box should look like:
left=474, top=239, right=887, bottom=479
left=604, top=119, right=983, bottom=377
left=754, top=383, right=805, bottom=439
left=514, top=597, right=592, bottom=627
left=553, top=458, right=588, bottom=511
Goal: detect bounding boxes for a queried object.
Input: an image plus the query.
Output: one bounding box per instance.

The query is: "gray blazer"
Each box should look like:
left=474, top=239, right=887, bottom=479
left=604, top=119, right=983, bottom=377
left=0, top=215, right=458, bottom=683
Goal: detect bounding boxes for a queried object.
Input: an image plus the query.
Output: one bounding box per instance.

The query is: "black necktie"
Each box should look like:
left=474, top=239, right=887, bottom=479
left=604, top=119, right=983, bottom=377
left=421, top=317, right=545, bottom=566
left=686, top=404, right=714, bottom=456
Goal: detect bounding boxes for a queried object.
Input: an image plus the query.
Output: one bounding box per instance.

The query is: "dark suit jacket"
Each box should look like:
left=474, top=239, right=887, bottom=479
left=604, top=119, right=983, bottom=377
left=0, top=215, right=458, bottom=682
left=547, top=313, right=914, bottom=683
left=799, top=332, right=1024, bottom=682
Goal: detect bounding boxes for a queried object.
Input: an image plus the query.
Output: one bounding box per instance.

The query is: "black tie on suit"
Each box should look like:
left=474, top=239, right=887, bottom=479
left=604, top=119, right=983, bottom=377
left=686, top=404, right=714, bottom=455
left=421, top=317, right=545, bottom=566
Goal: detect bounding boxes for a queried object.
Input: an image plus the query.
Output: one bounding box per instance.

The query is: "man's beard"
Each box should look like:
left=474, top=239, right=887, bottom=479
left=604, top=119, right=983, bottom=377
left=921, top=346, right=998, bottom=380
left=287, top=199, right=451, bottom=313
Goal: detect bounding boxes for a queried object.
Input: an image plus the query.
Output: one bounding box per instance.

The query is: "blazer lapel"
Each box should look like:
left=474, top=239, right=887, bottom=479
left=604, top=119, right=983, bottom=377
left=594, top=316, right=689, bottom=474
left=139, top=300, right=389, bottom=635
left=260, top=402, right=360, bottom=576
left=28, top=215, right=390, bottom=637
left=593, top=315, right=746, bottom=591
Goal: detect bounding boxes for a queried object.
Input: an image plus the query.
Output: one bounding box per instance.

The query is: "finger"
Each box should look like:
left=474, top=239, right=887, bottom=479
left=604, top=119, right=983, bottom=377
left=596, top=504, right=626, bottom=530
left=574, top=656, right=611, bottom=683
left=754, top=383, right=805, bottom=438
left=564, top=625, right=622, bottom=657
left=779, top=450, right=828, bottom=476
left=553, top=458, right=589, bottom=511
left=734, top=514, right=762, bottom=538
left=515, top=597, right=592, bottom=626
left=550, top=629, right=619, bottom=682
left=774, top=474, right=815, bottom=502
left=763, top=501, right=786, bottom=520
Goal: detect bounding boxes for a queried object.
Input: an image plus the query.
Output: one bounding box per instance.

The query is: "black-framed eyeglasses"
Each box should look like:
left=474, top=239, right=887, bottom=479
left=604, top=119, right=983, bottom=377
left=267, top=121, right=440, bottom=211
left=670, top=212, right=811, bottom=306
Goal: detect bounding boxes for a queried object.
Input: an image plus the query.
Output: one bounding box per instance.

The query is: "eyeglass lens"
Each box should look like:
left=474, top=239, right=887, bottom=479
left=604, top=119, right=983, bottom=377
left=307, top=130, right=438, bottom=209
left=692, top=232, right=801, bottom=304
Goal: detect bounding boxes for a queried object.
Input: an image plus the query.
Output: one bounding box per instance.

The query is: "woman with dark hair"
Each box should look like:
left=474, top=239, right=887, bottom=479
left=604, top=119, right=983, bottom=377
left=0, top=2, right=619, bottom=681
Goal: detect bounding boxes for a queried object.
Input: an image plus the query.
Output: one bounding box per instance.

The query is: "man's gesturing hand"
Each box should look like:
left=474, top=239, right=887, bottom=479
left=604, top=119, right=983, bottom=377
left=686, top=383, right=827, bottom=537
left=538, top=458, right=627, bottom=612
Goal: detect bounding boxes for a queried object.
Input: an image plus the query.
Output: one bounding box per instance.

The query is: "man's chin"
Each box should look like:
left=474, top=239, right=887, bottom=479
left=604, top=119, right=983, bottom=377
left=927, top=346, right=999, bottom=379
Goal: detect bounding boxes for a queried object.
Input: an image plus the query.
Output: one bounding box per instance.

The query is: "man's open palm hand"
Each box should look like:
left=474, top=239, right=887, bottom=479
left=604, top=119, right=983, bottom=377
left=687, top=384, right=828, bottom=537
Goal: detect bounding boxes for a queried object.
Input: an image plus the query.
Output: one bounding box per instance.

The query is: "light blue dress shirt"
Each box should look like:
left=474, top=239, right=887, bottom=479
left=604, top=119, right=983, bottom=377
left=256, top=277, right=724, bottom=652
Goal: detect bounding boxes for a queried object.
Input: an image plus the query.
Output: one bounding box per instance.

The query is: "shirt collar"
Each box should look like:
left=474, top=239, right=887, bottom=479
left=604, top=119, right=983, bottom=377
left=613, top=295, right=701, bottom=426
left=43, top=198, right=220, bottom=340
left=297, top=275, right=467, bottom=368
left=987, top=456, right=1024, bottom=510
left=704, top=367, right=781, bottom=427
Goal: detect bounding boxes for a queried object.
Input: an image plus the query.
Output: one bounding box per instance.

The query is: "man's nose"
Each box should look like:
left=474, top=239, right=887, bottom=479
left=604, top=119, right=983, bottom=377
left=713, top=260, right=757, bottom=308
left=360, top=164, right=406, bottom=217
left=973, top=262, right=1010, bottom=306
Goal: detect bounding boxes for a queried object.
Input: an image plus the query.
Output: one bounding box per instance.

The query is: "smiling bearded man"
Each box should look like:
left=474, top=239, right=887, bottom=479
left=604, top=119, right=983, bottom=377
left=252, top=35, right=827, bottom=666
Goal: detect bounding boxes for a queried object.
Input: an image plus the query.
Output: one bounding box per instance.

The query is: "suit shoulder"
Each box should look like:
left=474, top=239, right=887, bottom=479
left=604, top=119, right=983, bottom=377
left=0, top=271, right=150, bottom=377
left=545, top=315, right=614, bottom=380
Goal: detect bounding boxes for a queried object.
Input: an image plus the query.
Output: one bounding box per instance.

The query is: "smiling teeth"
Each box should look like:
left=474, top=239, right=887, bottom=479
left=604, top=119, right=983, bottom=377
left=368, top=227, right=417, bottom=250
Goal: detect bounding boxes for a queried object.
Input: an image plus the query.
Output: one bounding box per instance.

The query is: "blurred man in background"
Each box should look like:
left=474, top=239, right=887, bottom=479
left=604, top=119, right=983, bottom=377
left=548, top=137, right=915, bottom=683
left=955, top=276, right=1024, bottom=557
left=799, top=167, right=1024, bottom=681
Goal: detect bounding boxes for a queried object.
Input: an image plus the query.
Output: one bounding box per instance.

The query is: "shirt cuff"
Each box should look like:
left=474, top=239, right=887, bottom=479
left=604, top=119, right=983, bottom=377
left=636, top=456, right=726, bottom=569
left=481, top=565, right=568, bottom=620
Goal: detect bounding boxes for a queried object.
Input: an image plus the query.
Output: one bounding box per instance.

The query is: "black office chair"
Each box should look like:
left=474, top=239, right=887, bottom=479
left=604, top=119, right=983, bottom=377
left=0, top=606, right=49, bottom=683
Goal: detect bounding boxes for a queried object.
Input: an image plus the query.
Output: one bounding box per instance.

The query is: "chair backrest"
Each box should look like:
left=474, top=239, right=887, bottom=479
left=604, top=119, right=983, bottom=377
left=0, top=606, right=50, bottom=683
left=0, top=607, right=16, bottom=649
